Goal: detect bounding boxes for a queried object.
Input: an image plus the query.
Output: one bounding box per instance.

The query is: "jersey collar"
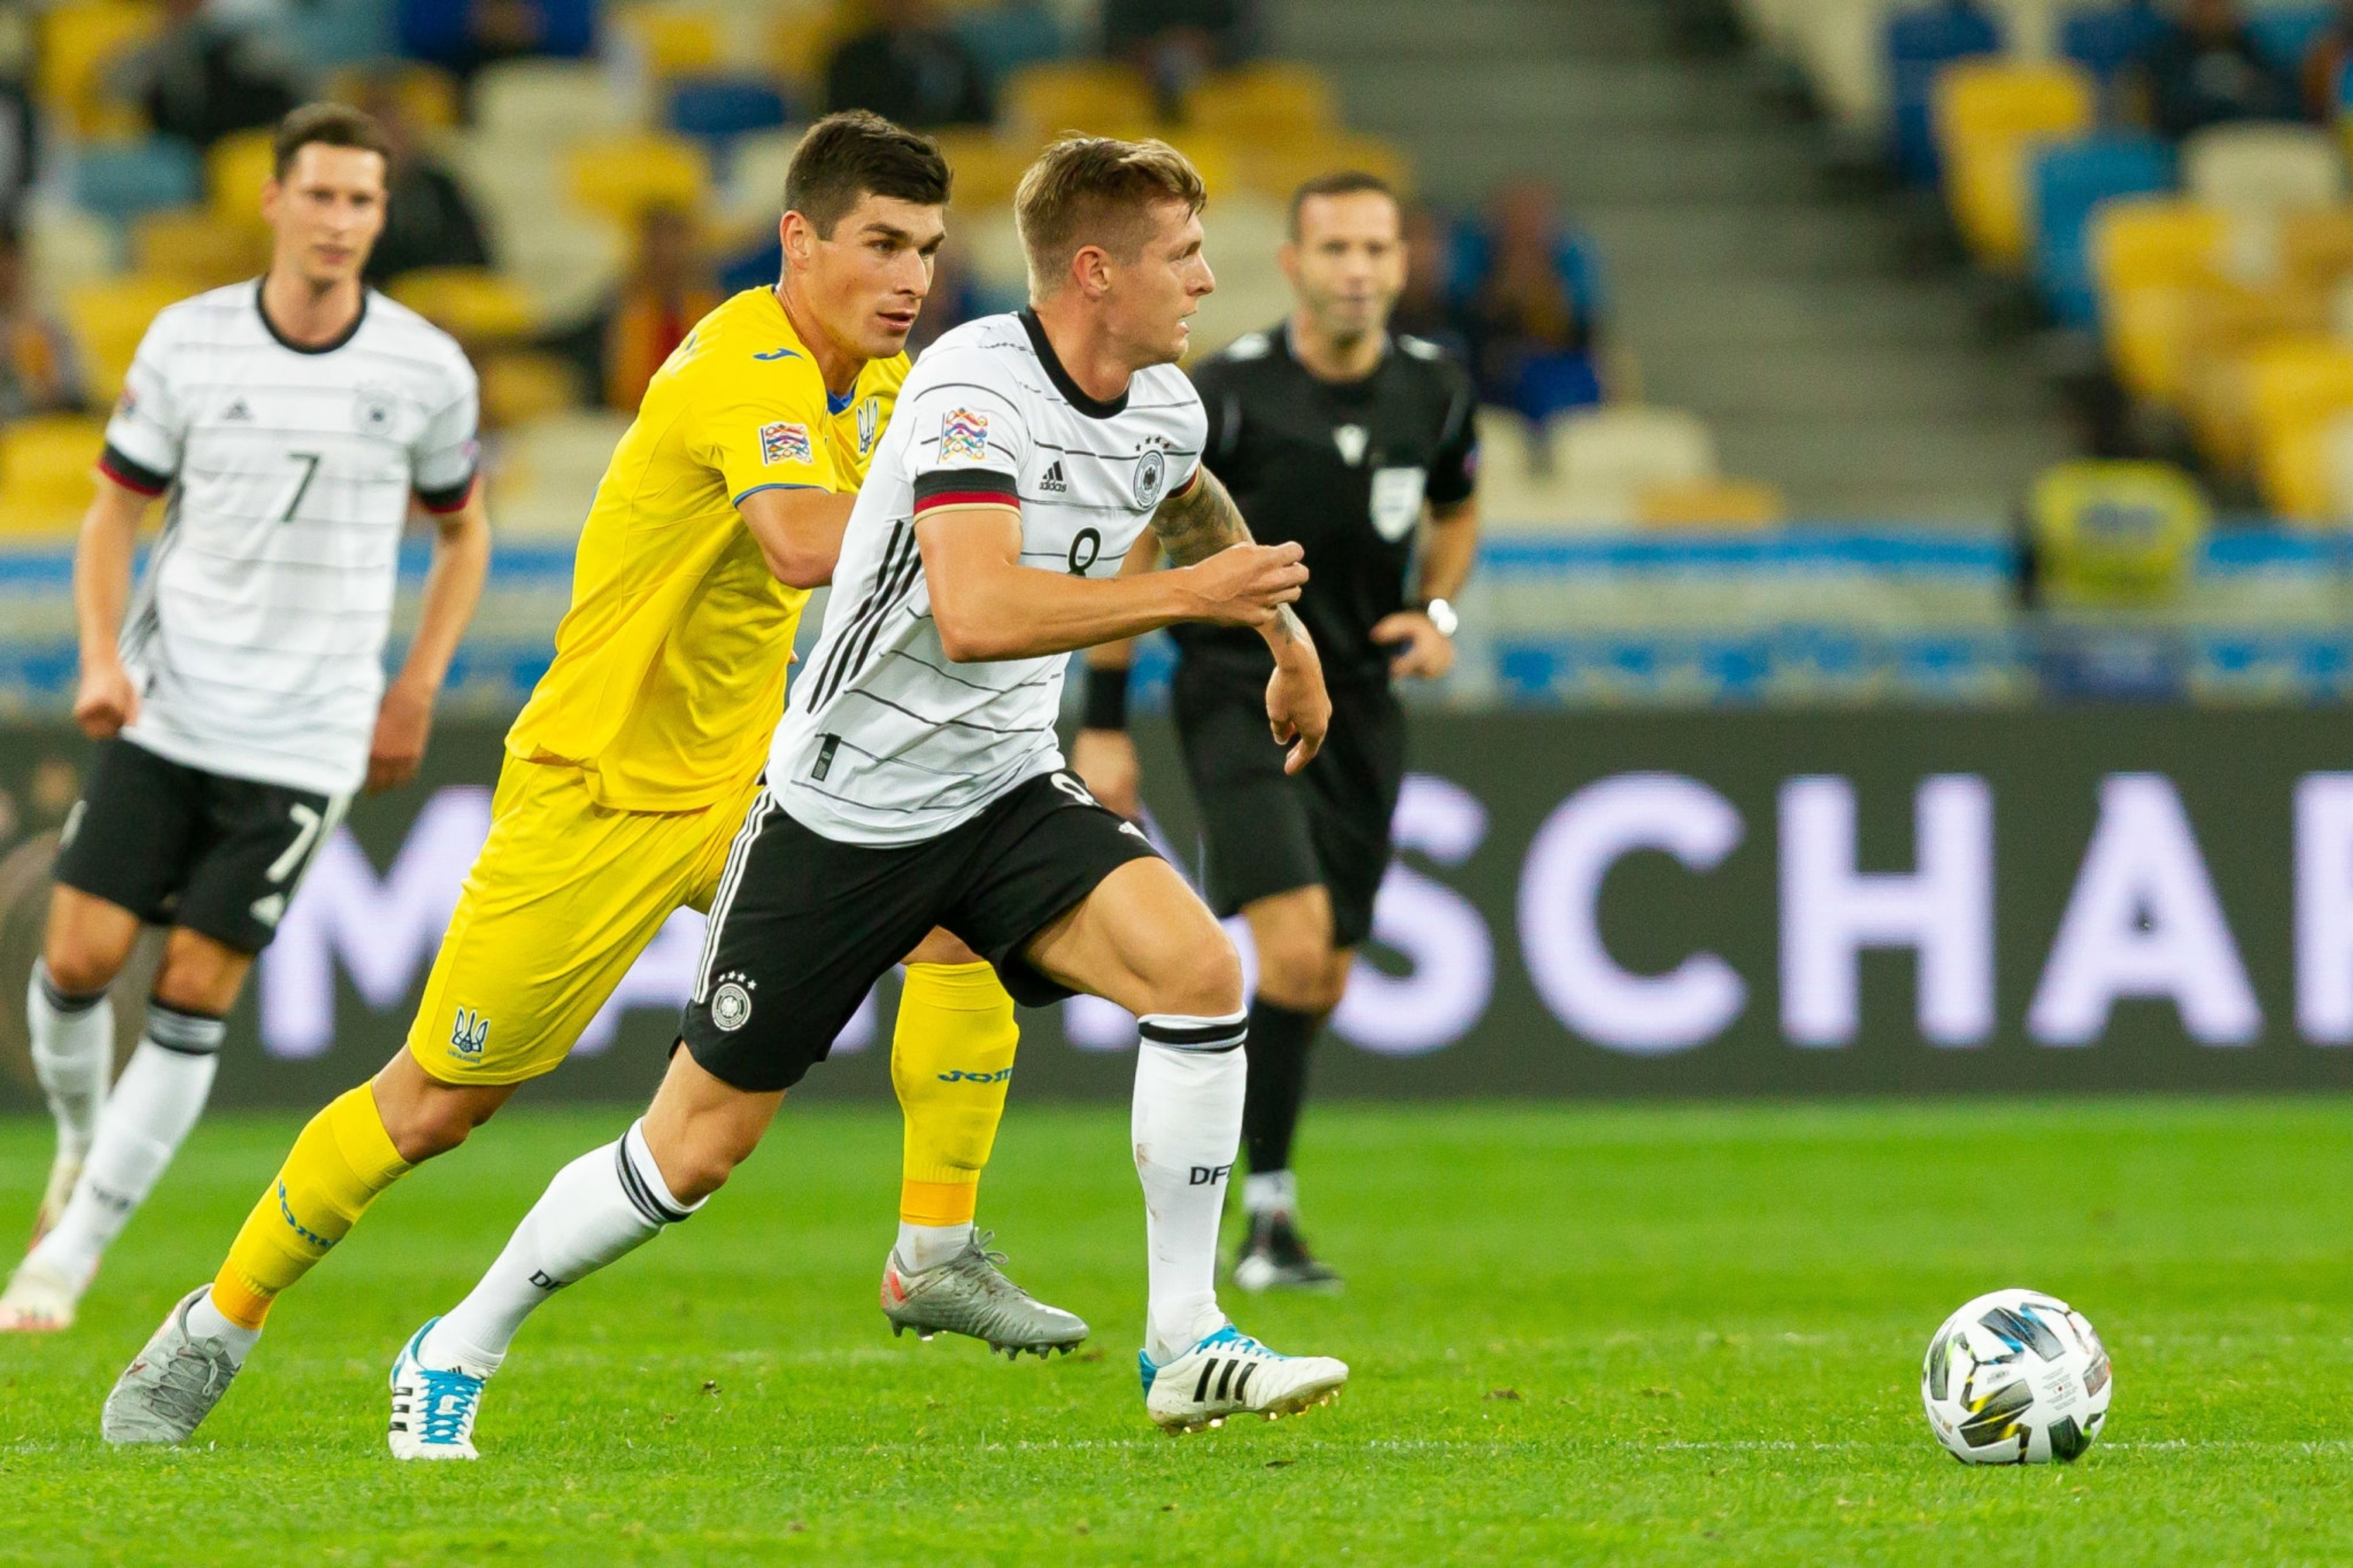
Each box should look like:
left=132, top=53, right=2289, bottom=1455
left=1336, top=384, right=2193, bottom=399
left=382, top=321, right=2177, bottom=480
left=1019, top=308, right=1128, bottom=419
left=254, top=277, right=369, bottom=356
left=1281, top=317, right=1390, bottom=391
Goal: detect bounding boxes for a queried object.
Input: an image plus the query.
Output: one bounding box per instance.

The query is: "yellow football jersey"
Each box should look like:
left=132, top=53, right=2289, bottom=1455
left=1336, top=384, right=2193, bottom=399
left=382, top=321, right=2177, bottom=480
left=507, top=288, right=906, bottom=812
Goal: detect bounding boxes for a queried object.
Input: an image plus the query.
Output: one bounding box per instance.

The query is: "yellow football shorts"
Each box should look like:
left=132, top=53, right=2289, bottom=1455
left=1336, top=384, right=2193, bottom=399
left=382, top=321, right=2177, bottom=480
left=404, top=754, right=761, bottom=1087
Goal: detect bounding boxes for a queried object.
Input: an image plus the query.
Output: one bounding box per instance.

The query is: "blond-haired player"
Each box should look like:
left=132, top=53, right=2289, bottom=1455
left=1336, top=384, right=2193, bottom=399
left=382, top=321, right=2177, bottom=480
left=102, top=112, right=1080, bottom=1446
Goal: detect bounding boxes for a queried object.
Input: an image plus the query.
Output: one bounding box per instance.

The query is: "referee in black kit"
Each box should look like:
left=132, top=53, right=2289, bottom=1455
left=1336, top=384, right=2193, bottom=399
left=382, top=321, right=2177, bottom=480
left=1075, top=171, right=1479, bottom=1291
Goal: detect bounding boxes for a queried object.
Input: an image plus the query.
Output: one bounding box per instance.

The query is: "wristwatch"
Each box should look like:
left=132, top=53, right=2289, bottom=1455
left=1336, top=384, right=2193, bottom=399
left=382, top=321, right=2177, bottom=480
left=1419, top=597, right=1459, bottom=638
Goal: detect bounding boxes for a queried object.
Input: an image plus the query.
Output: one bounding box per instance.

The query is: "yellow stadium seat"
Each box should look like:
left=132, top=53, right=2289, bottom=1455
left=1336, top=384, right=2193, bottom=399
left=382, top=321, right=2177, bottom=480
left=566, top=134, right=710, bottom=224
left=1635, top=478, right=1786, bottom=529
left=1182, top=63, right=1338, bottom=142
left=1002, top=62, right=1158, bottom=143
left=62, top=274, right=188, bottom=402
left=1936, top=59, right=2095, bottom=270
left=929, top=130, right=1032, bottom=213
left=39, top=0, right=161, bottom=138
left=0, top=416, right=110, bottom=536
left=768, top=5, right=851, bottom=95
left=478, top=350, right=583, bottom=430
left=208, top=129, right=278, bottom=217
left=325, top=62, right=462, bottom=130
left=2092, top=198, right=2231, bottom=404
left=1237, top=134, right=1415, bottom=204
left=1162, top=133, right=1239, bottom=200
left=388, top=267, right=538, bottom=343
left=2246, top=340, right=2353, bottom=519
left=133, top=207, right=267, bottom=290
left=613, top=2, right=723, bottom=79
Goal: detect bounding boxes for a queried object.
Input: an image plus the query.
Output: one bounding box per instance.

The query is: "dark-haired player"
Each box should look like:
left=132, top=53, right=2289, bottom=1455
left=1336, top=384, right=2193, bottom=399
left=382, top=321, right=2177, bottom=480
left=103, top=111, right=1082, bottom=1448
left=1075, top=171, right=1480, bottom=1292
left=2, top=102, right=488, bottom=1334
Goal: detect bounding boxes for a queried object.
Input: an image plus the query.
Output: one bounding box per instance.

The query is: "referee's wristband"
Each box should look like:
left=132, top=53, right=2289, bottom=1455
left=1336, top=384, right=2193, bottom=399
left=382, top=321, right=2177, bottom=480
left=1082, top=665, right=1130, bottom=731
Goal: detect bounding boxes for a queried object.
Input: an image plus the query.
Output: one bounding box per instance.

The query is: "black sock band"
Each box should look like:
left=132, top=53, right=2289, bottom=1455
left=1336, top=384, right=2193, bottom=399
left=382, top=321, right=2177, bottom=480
left=1241, top=998, right=1322, bottom=1175
left=34, top=962, right=105, bottom=1015
left=143, top=999, right=227, bottom=1057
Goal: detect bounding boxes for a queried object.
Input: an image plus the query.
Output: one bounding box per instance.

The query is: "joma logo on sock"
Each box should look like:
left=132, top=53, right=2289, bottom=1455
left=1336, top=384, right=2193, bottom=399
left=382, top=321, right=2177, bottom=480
left=1189, top=1163, right=1233, bottom=1187
left=449, top=1007, right=491, bottom=1057
left=935, top=1067, right=1013, bottom=1084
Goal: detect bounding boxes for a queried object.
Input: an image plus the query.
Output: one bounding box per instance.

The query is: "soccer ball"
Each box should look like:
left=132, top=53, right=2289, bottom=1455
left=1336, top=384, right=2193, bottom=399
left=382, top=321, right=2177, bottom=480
left=1920, top=1287, right=2111, bottom=1465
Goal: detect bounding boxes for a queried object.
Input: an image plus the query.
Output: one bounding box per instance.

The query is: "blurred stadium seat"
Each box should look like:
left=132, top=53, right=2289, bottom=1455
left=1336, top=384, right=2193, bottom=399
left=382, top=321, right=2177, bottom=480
left=133, top=208, right=268, bottom=291
left=73, top=138, right=203, bottom=222
left=1237, top=134, right=1415, bottom=203
left=1002, top=62, right=1157, bottom=142
left=476, top=60, right=646, bottom=143
left=612, top=2, right=725, bottom=81
left=1934, top=58, right=2095, bottom=271
left=1886, top=2, right=2003, bottom=184
left=206, top=130, right=278, bottom=218
left=567, top=134, right=710, bottom=225
left=665, top=78, right=791, bottom=146
left=0, top=416, right=108, bottom=536
left=2182, top=123, right=2348, bottom=214
left=1551, top=405, right=1720, bottom=524
left=490, top=409, right=633, bottom=536
left=324, top=61, right=461, bottom=130
left=64, top=274, right=185, bottom=400
left=389, top=267, right=538, bottom=343
left=2246, top=339, right=2353, bottom=519
left=39, top=0, right=161, bottom=139
left=2033, top=134, right=2175, bottom=327
left=1636, top=478, right=1787, bottom=529
left=1182, top=63, right=1339, bottom=142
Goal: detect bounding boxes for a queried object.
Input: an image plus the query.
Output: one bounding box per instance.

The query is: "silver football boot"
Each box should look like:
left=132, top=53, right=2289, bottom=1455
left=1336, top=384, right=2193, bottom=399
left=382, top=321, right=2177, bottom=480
left=880, top=1229, right=1089, bottom=1358
left=102, top=1287, right=243, bottom=1445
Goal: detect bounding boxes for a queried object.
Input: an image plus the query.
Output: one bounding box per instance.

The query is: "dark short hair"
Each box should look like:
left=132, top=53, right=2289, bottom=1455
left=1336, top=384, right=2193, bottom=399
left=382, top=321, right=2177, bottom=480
left=272, top=102, right=392, bottom=180
left=785, top=111, right=952, bottom=238
left=1288, top=170, right=1398, bottom=239
left=1014, top=135, right=1208, bottom=298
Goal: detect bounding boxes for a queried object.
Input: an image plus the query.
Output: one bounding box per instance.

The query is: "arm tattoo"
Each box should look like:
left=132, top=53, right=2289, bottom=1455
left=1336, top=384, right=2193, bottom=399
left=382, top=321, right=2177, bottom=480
left=1150, top=466, right=1310, bottom=650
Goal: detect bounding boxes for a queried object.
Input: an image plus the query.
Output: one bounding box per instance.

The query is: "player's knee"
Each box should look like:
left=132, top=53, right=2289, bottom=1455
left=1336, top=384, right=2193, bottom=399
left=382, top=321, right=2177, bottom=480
left=40, top=942, right=117, bottom=998
left=385, top=1096, right=488, bottom=1163
left=1159, top=927, right=1245, bottom=1019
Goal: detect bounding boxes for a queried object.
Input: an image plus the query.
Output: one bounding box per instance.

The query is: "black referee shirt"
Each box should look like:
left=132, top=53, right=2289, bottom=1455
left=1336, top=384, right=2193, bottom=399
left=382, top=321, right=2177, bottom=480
left=1175, top=322, right=1478, bottom=688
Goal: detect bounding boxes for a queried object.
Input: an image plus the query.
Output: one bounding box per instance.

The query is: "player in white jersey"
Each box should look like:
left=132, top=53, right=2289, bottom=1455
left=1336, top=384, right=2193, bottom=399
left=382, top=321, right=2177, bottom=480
left=376, top=136, right=1344, bottom=1459
left=1, top=104, right=488, bottom=1334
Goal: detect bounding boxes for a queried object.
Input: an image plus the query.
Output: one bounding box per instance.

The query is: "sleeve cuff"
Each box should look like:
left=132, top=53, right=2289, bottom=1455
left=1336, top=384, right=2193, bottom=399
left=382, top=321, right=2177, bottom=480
left=913, top=467, right=1020, bottom=517
left=415, top=471, right=477, bottom=514
left=98, top=443, right=171, bottom=497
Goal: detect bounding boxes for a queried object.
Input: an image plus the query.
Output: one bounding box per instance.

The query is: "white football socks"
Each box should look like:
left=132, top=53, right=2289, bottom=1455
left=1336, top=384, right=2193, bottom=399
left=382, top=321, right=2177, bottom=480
left=895, top=1222, right=972, bottom=1273
left=426, top=1120, right=699, bottom=1375
left=1133, top=1011, right=1249, bottom=1364
left=27, top=962, right=112, bottom=1160
left=1243, top=1169, right=1297, bottom=1220
left=186, top=1287, right=263, bottom=1365
left=30, top=1003, right=224, bottom=1288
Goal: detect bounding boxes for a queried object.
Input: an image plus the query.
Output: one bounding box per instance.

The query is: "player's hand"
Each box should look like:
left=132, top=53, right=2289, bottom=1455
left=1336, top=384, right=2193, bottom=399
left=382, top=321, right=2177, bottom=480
left=367, top=677, right=435, bottom=793
left=1265, top=648, right=1330, bottom=774
left=1180, top=542, right=1307, bottom=628
left=1071, top=728, right=1141, bottom=819
left=1371, top=610, right=1455, bottom=681
left=71, top=659, right=138, bottom=740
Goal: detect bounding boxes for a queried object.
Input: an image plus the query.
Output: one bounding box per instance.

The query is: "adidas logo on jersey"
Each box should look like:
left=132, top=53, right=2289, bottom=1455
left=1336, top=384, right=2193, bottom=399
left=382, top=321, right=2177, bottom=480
left=1039, top=459, right=1068, bottom=493
left=223, top=398, right=253, bottom=422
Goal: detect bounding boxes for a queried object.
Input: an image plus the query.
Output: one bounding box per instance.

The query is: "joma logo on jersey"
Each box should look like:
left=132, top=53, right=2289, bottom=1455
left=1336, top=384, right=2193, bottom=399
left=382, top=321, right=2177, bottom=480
left=448, top=1007, right=491, bottom=1057
left=940, top=408, right=988, bottom=461
left=936, top=1067, right=1014, bottom=1084
left=761, top=421, right=813, bottom=466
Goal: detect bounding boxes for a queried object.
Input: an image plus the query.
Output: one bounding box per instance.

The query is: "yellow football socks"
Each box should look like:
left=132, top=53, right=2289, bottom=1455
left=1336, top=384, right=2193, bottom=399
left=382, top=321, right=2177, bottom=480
left=210, top=1084, right=412, bottom=1330
left=892, top=961, right=1019, bottom=1227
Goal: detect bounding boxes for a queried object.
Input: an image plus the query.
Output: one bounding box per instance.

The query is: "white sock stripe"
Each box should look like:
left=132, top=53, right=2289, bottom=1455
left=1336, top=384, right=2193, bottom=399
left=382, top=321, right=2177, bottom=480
left=32, top=961, right=105, bottom=1015
left=1137, top=1011, right=1249, bottom=1052
left=143, top=1001, right=226, bottom=1056
left=692, top=787, right=771, bottom=1005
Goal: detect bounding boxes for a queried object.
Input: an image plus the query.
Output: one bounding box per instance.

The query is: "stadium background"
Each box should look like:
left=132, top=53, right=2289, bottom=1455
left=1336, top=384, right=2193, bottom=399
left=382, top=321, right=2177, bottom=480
left=2, top=0, right=2351, bottom=1105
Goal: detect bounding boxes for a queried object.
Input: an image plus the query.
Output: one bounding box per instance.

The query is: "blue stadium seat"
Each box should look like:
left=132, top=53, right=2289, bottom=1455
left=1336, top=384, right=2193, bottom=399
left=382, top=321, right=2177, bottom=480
left=2061, top=2, right=2167, bottom=82
left=954, top=2, right=1066, bottom=85
left=287, top=0, right=396, bottom=69
left=74, top=138, right=204, bottom=221
left=2031, top=135, right=2175, bottom=327
left=2247, top=3, right=2334, bottom=74
left=1888, top=3, right=2003, bottom=185
left=665, top=78, right=791, bottom=146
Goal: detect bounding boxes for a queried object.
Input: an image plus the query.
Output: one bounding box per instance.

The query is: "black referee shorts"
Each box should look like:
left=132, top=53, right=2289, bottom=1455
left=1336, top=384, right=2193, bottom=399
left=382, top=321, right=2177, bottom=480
left=1171, top=663, right=1405, bottom=950
left=681, top=769, right=1161, bottom=1094
left=52, top=736, right=340, bottom=955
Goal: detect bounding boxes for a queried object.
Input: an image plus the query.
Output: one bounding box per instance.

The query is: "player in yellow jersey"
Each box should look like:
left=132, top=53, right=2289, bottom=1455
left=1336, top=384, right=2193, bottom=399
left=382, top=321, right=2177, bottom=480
left=103, top=114, right=1079, bottom=1447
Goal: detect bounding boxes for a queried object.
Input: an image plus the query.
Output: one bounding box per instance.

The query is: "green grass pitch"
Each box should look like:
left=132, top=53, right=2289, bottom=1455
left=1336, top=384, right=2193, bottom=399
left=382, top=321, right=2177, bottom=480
left=5, top=1098, right=2353, bottom=1565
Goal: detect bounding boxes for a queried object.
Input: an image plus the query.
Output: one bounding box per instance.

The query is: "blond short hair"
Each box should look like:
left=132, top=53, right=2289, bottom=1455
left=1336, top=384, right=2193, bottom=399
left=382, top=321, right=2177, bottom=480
left=1013, top=135, right=1208, bottom=300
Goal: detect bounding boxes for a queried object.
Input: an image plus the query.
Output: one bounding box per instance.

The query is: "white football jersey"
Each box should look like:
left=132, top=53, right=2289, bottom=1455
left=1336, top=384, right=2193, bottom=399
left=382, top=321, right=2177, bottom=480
left=772, top=311, right=1206, bottom=846
left=102, top=282, right=479, bottom=796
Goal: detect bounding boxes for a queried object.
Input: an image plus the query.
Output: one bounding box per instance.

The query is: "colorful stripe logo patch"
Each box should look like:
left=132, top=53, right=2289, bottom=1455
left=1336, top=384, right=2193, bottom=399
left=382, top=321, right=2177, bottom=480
left=761, top=421, right=813, bottom=466
left=940, top=408, right=989, bottom=461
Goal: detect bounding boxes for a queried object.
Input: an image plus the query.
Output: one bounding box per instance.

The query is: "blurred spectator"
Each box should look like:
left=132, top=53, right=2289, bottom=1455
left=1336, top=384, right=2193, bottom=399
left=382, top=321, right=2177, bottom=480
left=2299, top=0, right=2353, bottom=122
left=396, top=0, right=597, bottom=86
left=119, top=0, right=307, bottom=151
left=357, top=74, right=492, bottom=286
left=1460, top=181, right=1604, bottom=424
left=1104, top=0, right=1256, bottom=117
left=602, top=204, right=722, bottom=412
left=0, top=2, right=33, bottom=229
left=0, top=226, right=87, bottom=421
left=2131, top=0, right=2296, bottom=142
left=824, top=0, right=993, bottom=130
left=1389, top=202, right=1468, bottom=363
